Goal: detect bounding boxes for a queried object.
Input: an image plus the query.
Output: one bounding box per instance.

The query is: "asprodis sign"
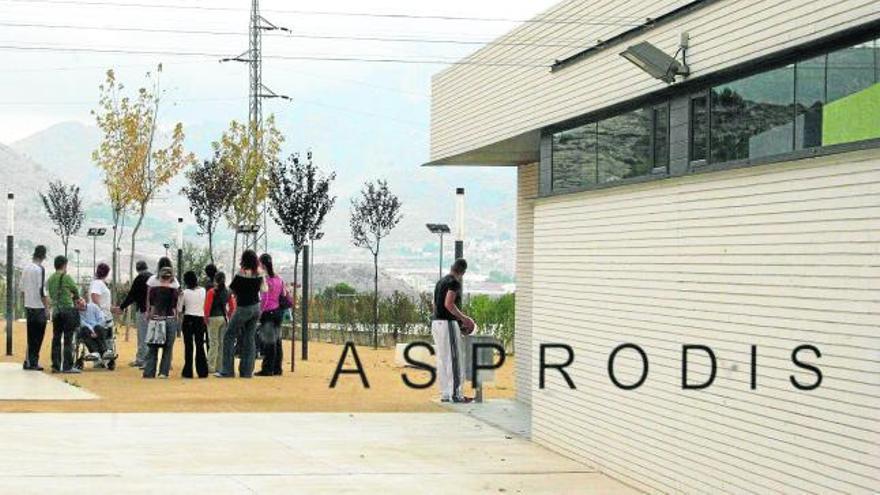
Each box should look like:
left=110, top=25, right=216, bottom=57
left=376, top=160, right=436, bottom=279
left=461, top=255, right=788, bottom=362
left=325, top=341, right=823, bottom=392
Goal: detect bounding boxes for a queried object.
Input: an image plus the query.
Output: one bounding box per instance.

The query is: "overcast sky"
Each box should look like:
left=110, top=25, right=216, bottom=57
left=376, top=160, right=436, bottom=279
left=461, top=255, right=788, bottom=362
left=0, top=0, right=559, bottom=143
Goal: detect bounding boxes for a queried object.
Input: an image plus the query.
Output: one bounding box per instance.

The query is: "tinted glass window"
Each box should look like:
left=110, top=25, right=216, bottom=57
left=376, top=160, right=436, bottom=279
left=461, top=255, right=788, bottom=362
left=710, top=65, right=795, bottom=162
left=822, top=40, right=880, bottom=146
left=795, top=54, right=826, bottom=149
left=827, top=41, right=875, bottom=102
left=690, top=95, right=708, bottom=161
left=654, top=104, right=670, bottom=171
left=598, top=108, right=652, bottom=183
left=551, top=123, right=597, bottom=191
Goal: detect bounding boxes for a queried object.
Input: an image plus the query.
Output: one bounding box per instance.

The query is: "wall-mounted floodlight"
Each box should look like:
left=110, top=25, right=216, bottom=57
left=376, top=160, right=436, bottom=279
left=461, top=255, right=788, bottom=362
left=620, top=33, right=690, bottom=84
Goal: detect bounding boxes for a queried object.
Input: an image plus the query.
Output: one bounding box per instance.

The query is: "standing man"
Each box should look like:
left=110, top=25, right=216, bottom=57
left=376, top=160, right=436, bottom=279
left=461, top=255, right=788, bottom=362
left=46, top=255, right=82, bottom=374
left=20, top=245, right=49, bottom=371
left=115, top=260, right=151, bottom=368
left=431, top=258, right=475, bottom=403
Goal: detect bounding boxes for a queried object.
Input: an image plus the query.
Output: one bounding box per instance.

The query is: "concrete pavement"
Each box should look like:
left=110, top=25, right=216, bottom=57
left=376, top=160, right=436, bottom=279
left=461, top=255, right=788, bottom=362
left=0, top=363, right=97, bottom=400
left=0, top=412, right=640, bottom=494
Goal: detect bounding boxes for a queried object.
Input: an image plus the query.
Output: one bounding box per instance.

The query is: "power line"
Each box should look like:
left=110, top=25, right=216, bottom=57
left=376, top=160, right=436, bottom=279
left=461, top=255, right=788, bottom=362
left=0, top=43, right=552, bottom=67
left=0, top=0, right=645, bottom=26
left=0, top=20, right=592, bottom=48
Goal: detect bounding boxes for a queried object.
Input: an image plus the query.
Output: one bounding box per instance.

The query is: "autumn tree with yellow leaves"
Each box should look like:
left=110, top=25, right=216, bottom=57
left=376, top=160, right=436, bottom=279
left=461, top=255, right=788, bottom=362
left=92, top=65, right=195, bottom=283
left=212, top=115, right=283, bottom=264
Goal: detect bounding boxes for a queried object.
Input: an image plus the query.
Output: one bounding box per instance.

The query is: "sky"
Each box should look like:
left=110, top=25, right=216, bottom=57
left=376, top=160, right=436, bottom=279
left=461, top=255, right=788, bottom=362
left=0, top=0, right=558, bottom=142
left=0, top=0, right=563, bottom=280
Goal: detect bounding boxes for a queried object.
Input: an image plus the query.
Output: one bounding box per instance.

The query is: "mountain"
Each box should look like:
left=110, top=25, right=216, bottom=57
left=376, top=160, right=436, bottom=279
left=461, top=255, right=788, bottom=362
left=11, top=121, right=103, bottom=200
left=3, top=121, right=518, bottom=291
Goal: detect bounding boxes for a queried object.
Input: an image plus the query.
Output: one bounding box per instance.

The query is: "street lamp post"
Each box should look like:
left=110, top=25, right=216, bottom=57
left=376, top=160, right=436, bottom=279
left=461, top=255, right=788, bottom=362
left=163, top=243, right=170, bottom=258
left=310, top=232, right=324, bottom=298
left=177, top=218, right=183, bottom=282
left=6, top=193, right=14, bottom=356
left=74, top=249, right=81, bottom=285
left=87, top=227, right=107, bottom=277
left=455, top=188, right=465, bottom=260
left=426, top=223, right=451, bottom=280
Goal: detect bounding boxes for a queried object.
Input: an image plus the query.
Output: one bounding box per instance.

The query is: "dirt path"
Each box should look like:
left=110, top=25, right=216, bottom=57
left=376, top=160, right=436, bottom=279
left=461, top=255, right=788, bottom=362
left=0, top=321, right=514, bottom=412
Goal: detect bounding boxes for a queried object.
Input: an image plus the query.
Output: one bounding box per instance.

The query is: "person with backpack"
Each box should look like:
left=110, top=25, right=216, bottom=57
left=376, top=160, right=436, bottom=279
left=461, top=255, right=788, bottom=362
left=46, top=255, right=83, bottom=374
left=204, top=271, right=235, bottom=374
left=256, top=253, right=289, bottom=376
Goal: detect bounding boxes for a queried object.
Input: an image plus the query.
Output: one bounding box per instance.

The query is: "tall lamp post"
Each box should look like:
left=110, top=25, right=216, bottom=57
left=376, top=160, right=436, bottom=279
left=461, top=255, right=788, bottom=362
left=310, top=232, right=324, bottom=297
left=5, top=193, right=14, bottom=356
left=176, top=218, right=183, bottom=282
left=426, top=223, right=451, bottom=280
left=455, top=188, right=465, bottom=260
left=86, top=227, right=106, bottom=284
left=163, top=243, right=170, bottom=258
left=74, top=249, right=81, bottom=285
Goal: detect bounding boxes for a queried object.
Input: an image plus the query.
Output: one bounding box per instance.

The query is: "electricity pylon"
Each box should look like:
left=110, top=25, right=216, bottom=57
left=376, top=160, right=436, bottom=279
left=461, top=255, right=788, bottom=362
left=221, top=0, right=292, bottom=252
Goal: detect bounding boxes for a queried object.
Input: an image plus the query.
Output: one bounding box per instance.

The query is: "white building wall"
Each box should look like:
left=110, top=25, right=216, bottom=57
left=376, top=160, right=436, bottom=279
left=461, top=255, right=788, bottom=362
left=529, top=149, right=880, bottom=494
left=430, top=0, right=880, bottom=163
left=515, top=163, right=538, bottom=405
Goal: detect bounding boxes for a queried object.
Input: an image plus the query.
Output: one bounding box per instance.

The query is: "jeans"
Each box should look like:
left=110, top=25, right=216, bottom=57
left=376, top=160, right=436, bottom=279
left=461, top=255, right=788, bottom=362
left=25, top=308, right=47, bottom=368
left=181, top=315, right=208, bottom=378
left=221, top=303, right=260, bottom=377
left=206, top=316, right=227, bottom=373
left=135, top=311, right=148, bottom=365
left=143, top=319, right=177, bottom=378
left=258, top=316, right=283, bottom=375
left=78, top=325, right=109, bottom=355
left=51, top=309, right=79, bottom=371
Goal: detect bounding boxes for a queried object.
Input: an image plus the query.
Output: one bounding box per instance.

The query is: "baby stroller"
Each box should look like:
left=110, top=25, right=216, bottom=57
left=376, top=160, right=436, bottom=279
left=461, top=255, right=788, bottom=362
left=73, top=320, right=119, bottom=371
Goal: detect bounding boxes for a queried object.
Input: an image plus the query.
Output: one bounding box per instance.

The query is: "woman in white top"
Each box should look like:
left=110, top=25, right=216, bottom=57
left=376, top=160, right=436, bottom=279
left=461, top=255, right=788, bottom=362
left=146, top=257, right=180, bottom=290
left=177, top=270, right=208, bottom=378
left=90, top=263, right=113, bottom=323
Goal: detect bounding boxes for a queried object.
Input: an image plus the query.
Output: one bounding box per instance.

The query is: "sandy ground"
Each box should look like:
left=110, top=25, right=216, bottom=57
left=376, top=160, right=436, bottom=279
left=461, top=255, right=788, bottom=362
left=0, top=321, right=514, bottom=413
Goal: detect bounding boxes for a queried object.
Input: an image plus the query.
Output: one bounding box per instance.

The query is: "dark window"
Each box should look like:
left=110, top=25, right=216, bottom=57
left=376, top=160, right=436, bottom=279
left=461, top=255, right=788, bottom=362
left=710, top=65, right=795, bottom=163
left=795, top=54, right=826, bottom=149
left=690, top=94, right=708, bottom=162
left=597, top=108, right=652, bottom=183
left=551, top=123, right=597, bottom=191
left=653, top=104, right=670, bottom=171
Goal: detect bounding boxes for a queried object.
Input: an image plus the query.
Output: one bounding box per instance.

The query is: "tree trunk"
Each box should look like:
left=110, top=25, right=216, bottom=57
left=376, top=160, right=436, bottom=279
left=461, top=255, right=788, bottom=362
left=62, top=239, right=68, bottom=258
left=129, top=204, right=146, bottom=283
left=373, top=252, right=378, bottom=349
left=207, top=229, right=214, bottom=264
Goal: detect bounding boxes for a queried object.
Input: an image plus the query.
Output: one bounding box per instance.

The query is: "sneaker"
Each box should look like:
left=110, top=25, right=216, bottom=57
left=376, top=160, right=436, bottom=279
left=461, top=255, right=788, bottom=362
left=51, top=367, right=61, bottom=374
left=84, top=352, right=100, bottom=361
left=158, top=374, right=168, bottom=379
left=213, top=372, right=233, bottom=378
left=452, top=396, right=474, bottom=404
left=29, top=365, right=44, bottom=371
left=254, top=371, right=273, bottom=377
left=128, top=361, right=142, bottom=368
left=440, top=397, right=452, bottom=403
left=102, top=350, right=116, bottom=359
left=62, top=368, right=81, bottom=374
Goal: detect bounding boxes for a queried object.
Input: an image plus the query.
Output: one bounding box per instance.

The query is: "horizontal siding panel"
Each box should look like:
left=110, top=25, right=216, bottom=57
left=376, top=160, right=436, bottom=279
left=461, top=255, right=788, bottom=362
left=430, top=0, right=880, bottom=162
left=528, top=153, right=880, bottom=493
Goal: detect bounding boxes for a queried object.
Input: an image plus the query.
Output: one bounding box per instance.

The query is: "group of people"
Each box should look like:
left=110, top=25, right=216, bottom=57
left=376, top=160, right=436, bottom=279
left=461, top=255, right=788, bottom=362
left=21, top=244, right=292, bottom=379
left=21, top=246, right=117, bottom=373
left=22, top=241, right=476, bottom=403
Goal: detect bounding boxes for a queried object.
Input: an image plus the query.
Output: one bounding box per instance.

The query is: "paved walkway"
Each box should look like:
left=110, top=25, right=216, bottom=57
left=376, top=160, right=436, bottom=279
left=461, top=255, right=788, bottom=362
left=0, top=412, right=640, bottom=494
left=0, top=363, right=97, bottom=400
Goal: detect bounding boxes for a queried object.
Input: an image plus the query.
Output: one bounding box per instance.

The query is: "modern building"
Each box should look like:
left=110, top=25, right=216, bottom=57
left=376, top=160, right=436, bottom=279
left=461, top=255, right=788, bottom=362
left=426, top=0, right=879, bottom=493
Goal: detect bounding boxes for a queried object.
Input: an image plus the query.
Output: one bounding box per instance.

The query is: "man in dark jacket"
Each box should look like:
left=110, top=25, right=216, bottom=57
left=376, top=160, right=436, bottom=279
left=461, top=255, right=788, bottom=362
left=115, top=260, right=152, bottom=368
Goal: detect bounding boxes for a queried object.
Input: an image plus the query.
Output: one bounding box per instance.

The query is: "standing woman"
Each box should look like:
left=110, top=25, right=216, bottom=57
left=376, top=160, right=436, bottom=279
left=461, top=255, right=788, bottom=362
left=178, top=271, right=208, bottom=378
left=204, top=272, right=236, bottom=374
left=143, top=267, right=178, bottom=379
left=257, top=253, right=286, bottom=376
left=216, top=250, right=265, bottom=378
left=90, top=263, right=113, bottom=324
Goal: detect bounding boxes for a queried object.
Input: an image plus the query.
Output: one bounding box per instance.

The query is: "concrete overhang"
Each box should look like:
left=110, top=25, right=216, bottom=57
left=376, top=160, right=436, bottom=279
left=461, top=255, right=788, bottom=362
left=422, top=130, right=540, bottom=167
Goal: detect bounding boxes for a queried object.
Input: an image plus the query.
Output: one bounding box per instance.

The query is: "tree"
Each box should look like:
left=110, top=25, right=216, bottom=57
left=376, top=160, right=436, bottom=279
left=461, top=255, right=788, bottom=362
left=268, top=151, right=336, bottom=289
left=181, top=155, right=237, bottom=263
left=39, top=180, right=85, bottom=257
left=349, top=180, right=403, bottom=348
left=214, top=116, right=283, bottom=260
left=120, top=65, right=195, bottom=281
left=92, top=68, right=138, bottom=290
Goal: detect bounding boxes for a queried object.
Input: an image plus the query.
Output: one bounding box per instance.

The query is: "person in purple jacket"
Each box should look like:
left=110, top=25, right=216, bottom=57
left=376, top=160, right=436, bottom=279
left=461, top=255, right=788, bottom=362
left=256, top=253, right=287, bottom=376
